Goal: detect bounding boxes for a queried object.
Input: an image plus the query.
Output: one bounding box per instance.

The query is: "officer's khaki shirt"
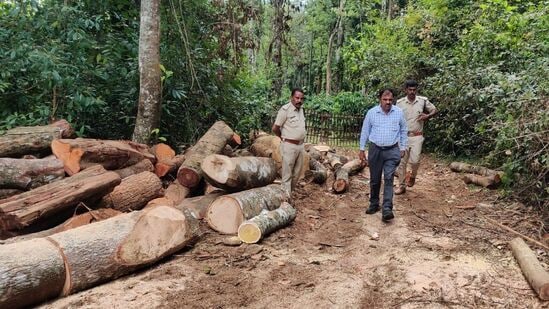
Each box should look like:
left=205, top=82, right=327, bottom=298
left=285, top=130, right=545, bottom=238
left=274, top=102, right=306, bottom=141
left=396, top=95, right=436, bottom=133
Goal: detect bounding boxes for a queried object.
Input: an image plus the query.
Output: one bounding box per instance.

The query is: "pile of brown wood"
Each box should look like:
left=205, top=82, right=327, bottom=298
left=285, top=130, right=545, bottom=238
left=0, top=121, right=363, bottom=308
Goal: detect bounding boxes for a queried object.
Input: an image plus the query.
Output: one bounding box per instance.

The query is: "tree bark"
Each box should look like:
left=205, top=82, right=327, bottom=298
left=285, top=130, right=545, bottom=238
left=238, top=201, right=296, bottom=243
left=333, top=159, right=366, bottom=193
left=113, top=159, right=155, bottom=179
left=201, top=154, right=277, bottom=192
left=449, top=162, right=503, bottom=177
left=304, top=158, right=328, bottom=184
left=0, top=238, right=66, bottom=308
left=52, top=138, right=152, bottom=175
left=510, top=237, right=549, bottom=300
left=1, top=209, right=121, bottom=244
left=0, top=157, right=65, bottom=190
left=0, top=120, right=74, bottom=158
left=0, top=165, right=121, bottom=231
left=206, top=184, right=288, bottom=234
left=177, top=121, right=239, bottom=189
left=132, top=0, right=162, bottom=145
left=174, top=192, right=224, bottom=220
left=462, top=174, right=501, bottom=189
left=98, top=171, right=162, bottom=212
left=305, top=144, right=322, bottom=161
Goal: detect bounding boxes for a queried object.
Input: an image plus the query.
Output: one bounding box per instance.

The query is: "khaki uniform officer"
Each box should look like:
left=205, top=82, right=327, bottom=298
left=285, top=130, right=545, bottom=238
left=395, top=80, right=437, bottom=195
left=272, top=88, right=306, bottom=195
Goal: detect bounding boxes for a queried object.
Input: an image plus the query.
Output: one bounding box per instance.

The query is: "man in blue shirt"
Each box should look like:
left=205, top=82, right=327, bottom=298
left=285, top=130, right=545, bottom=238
left=359, top=88, right=408, bottom=222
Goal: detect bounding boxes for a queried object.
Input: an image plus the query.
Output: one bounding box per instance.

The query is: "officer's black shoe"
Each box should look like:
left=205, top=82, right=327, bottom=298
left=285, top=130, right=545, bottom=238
left=382, top=210, right=394, bottom=222
left=365, top=206, right=380, bottom=214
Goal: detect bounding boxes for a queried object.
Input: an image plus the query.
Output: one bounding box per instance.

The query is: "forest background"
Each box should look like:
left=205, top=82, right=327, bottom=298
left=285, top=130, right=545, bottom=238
left=0, top=0, right=547, bottom=208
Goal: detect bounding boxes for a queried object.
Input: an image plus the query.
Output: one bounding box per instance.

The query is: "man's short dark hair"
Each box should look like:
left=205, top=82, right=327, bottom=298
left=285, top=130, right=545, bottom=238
left=291, top=88, right=305, bottom=96
left=405, top=80, right=418, bottom=88
left=378, top=88, right=394, bottom=98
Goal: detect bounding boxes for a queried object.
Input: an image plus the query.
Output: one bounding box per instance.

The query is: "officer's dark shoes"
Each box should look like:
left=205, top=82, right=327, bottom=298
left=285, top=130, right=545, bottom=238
left=382, top=210, right=394, bottom=222
left=365, top=206, right=380, bottom=215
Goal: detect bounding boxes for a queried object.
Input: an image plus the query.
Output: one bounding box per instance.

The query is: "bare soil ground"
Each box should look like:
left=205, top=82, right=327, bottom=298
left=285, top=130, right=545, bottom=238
left=40, top=153, right=548, bottom=309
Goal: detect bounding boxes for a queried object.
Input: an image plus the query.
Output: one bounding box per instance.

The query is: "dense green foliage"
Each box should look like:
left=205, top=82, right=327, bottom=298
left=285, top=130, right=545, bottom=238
left=0, top=0, right=546, bottom=207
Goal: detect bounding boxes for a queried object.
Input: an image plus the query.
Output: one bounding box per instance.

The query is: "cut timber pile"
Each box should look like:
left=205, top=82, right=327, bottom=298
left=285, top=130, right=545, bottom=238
left=0, top=157, right=65, bottom=190
left=0, top=165, right=121, bottom=231
left=177, top=121, right=240, bottom=189
left=238, top=202, right=296, bottom=244
left=510, top=237, right=549, bottom=300
left=51, top=138, right=154, bottom=175
left=0, top=119, right=74, bottom=157
left=201, top=154, right=277, bottom=191
left=206, top=184, right=288, bottom=234
left=333, top=159, right=366, bottom=193
left=98, top=171, right=162, bottom=212
left=249, top=134, right=282, bottom=164
left=449, top=162, right=503, bottom=189
left=0, top=205, right=199, bottom=308
left=327, top=152, right=348, bottom=171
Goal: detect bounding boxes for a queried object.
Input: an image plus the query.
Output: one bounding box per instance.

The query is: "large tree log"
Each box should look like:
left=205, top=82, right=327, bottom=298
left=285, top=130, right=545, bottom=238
left=1, top=209, right=121, bottom=244
left=462, top=174, right=501, bottom=189
left=177, top=121, right=240, bottom=189
left=0, top=157, right=65, bottom=190
left=249, top=134, right=282, bottom=164
left=206, top=184, right=288, bottom=234
left=51, top=138, right=153, bottom=175
left=449, top=162, right=503, bottom=177
left=305, top=144, right=322, bottom=161
left=510, top=237, right=549, bottom=300
left=174, top=192, right=224, bottom=220
left=333, top=159, right=366, bottom=193
left=113, top=159, right=154, bottom=179
left=98, top=171, right=162, bottom=212
left=0, top=238, right=67, bottom=308
left=164, top=182, right=191, bottom=204
left=0, top=165, right=121, bottom=231
left=304, top=158, right=328, bottom=184
left=0, top=120, right=74, bottom=158
left=238, top=202, right=296, bottom=244
left=49, top=205, right=200, bottom=295
left=0, top=205, right=200, bottom=308
left=201, top=154, right=277, bottom=192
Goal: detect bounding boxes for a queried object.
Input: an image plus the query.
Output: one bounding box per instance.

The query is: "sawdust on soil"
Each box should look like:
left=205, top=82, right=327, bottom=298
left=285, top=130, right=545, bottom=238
left=40, top=153, right=548, bottom=309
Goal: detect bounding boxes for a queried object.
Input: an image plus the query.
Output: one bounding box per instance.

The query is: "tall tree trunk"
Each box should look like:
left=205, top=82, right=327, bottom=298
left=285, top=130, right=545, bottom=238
left=133, top=0, right=162, bottom=145
left=325, top=30, right=335, bottom=96
left=334, top=0, right=346, bottom=92
left=269, top=0, right=285, bottom=99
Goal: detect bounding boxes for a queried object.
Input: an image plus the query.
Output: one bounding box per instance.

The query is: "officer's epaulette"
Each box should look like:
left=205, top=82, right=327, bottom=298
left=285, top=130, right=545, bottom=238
left=417, top=95, right=428, bottom=101
left=281, top=103, right=291, bottom=110
left=396, top=97, right=407, bottom=103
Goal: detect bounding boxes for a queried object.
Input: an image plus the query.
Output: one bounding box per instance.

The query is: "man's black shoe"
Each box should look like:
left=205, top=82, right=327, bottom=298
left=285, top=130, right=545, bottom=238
left=382, top=210, right=394, bottom=222
left=365, top=206, right=380, bottom=214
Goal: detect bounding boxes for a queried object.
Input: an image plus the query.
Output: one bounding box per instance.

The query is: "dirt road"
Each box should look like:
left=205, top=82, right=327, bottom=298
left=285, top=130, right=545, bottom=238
left=41, top=155, right=547, bottom=308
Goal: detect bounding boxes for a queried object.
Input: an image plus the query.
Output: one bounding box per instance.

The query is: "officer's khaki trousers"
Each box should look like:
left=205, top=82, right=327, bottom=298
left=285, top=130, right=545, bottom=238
left=397, top=135, right=424, bottom=186
left=280, top=142, right=304, bottom=195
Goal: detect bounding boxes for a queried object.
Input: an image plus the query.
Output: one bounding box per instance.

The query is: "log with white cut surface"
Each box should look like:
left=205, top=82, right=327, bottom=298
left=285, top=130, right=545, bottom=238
left=206, top=184, right=288, bottom=234
left=238, top=202, right=296, bottom=244
left=201, top=154, right=277, bottom=191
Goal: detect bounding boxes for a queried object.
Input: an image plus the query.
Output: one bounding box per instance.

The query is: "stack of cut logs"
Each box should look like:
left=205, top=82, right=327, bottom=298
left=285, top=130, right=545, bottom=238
left=449, top=162, right=504, bottom=189
left=0, top=121, right=364, bottom=308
